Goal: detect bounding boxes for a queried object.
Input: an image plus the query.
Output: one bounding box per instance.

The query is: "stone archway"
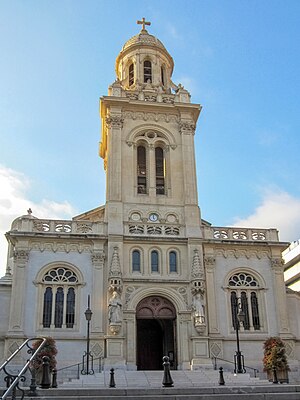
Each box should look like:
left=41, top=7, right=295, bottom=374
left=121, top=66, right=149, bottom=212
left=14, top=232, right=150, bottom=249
left=136, top=296, right=177, bottom=370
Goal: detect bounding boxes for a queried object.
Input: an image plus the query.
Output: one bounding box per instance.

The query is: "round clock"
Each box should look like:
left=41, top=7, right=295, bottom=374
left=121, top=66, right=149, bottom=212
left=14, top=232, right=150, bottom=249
left=149, top=213, right=158, bottom=222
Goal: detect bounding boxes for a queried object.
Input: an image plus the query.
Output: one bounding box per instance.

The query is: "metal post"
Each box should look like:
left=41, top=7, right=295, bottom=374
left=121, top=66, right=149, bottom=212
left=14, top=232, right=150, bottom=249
left=218, top=367, right=225, bottom=385
left=51, top=368, right=57, bottom=388
left=233, top=297, right=245, bottom=374
left=81, top=295, right=94, bottom=375
left=272, top=366, right=278, bottom=384
left=40, top=356, right=51, bottom=389
left=109, top=368, right=116, bottom=387
left=28, top=368, right=37, bottom=396
left=162, top=356, right=174, bottom=387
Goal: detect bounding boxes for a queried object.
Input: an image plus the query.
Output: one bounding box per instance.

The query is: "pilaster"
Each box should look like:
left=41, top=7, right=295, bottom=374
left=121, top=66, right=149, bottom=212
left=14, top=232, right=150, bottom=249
left=8, top=248, right=29, bottom=334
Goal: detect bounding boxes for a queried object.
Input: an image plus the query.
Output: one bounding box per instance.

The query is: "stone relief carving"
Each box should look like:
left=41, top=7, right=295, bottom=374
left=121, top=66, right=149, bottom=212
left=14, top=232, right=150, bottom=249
left=13, top=249, right=29, bottom=264
left=91, top=250, right=105, bottom=268
left=106, top=115, right=124, bottom=129
left=179, top=121, right=196, bottom=135
left=191, top=249, right=206, bottom=334
left=108, top=290, right=122, bottom=335
left=271, top=258, right=284, bottom=271
left=30, top=242, right=92, bottom=254
left=124, top=111, right=178, bottom=124
left=108, top=246, right=123, bottom=335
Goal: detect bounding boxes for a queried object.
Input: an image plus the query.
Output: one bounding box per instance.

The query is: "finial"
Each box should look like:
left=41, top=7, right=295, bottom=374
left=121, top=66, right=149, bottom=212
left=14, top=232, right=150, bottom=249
left=27, top=208, right=32, bottom=215
left=137, top=17, right=151, bottom=32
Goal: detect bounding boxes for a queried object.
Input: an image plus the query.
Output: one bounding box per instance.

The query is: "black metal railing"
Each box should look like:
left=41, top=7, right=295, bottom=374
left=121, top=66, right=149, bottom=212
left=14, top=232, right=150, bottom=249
left=0, top=337, right=47, bottom=400
left=211, top=356, right=259, bottom=377
left=55, top=356, right=104, bottom=383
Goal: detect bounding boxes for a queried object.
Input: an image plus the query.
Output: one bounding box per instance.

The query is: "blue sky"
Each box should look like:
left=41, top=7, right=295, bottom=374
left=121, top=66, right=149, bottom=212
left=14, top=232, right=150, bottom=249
left=1, top=0, right=300, bottom=276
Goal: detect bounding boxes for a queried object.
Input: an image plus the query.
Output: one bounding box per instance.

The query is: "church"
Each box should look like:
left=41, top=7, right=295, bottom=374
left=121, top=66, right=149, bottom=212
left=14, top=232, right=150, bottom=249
left=1, top=19, right=300, bottom=376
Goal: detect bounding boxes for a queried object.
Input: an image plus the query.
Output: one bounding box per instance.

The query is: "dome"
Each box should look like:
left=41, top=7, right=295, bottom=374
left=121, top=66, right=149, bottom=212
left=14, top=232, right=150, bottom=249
left=115, top=22, right=174, bottom=75
left=121, top=31, right=168, bottom=53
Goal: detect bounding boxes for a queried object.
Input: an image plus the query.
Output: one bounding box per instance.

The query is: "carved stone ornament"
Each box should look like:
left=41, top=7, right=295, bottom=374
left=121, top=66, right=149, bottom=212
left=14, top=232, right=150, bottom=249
left=106, top=115, right=124, bottom=129
left=191, top=249, right=204, bottom=279
left=271, top=258, right=284, bottom=271
left=109, top=324, right=121, bottom=335
left=109, top=247, right=122, bottom=278
left=204, top=256, right=216, bottom=268
left=13, top=249, right=29, bottom=264
left=91, top=251, right=105, bottom=268
left=179, top=121, right=195, bottom=135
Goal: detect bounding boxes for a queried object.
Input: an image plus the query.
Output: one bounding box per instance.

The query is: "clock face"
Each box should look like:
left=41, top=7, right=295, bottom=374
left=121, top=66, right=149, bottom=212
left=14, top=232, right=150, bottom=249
left=149, top=213, right=158, bottom=222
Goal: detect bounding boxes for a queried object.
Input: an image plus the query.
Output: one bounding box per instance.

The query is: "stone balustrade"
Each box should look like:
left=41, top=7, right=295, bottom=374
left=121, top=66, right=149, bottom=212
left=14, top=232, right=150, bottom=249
left=10, top=216, right=279, bottom=242
left=202, top=226, right=279, bottom=242
left=11, top=217, right=105, bottom=235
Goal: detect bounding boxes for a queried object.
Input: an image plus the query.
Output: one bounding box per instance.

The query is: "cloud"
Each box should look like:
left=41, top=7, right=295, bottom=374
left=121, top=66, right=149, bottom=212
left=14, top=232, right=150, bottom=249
left=232, top=188, right=300, bottom=242
left=0, top=165, right=76, bottom=278
left=165, top=23, right=182, bottom=40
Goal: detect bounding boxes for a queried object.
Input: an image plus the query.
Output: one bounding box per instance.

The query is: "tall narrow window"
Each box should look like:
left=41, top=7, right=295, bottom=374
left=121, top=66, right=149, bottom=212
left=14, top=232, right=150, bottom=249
left=144, top=60, right=152, bottom=83
left=251, top=292, right=260, bottom=330
left=155, top=147, right=165, bottom=194
left=54, top=287, right=64, bottom=328
left=241, top=291, right=250, bottom=330
left=43, top=287, right=53, bottom=328
left=161, top=66, right=165, bottom=86
left=132, top=250, right=141, bottom=272
left=169, top=251, right=177, bottom=273
left=137, top=146, right=147, bottom=194
left=230, top=291, right=238, bottom=330
left=66, top=288, right=75, bottom=328
left=129, top=63, right=134, bottom=86
left=151, top=250, right=159, bottom=272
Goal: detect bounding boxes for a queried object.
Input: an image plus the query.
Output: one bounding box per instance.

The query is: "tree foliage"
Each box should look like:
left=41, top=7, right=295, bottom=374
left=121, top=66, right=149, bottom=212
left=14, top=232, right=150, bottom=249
left=31, top=337, right=57, bottom=371
left=263, top=336, right=289, bottom=371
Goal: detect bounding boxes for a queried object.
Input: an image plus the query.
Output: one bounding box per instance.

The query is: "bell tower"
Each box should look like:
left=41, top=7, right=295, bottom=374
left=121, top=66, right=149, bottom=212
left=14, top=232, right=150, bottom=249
left=99, top=19, right=202, bottom=238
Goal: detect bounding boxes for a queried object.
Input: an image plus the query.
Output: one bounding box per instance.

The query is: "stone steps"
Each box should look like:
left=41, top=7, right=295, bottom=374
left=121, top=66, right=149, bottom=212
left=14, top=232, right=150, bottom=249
left=60, top=370, right=269, bottom=388
left=26, top=385, right=300, bottom=400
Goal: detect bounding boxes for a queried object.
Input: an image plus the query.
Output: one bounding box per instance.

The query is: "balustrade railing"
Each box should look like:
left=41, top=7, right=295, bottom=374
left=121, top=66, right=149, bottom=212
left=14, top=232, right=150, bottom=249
left=0, top=337, right=47, bottom=400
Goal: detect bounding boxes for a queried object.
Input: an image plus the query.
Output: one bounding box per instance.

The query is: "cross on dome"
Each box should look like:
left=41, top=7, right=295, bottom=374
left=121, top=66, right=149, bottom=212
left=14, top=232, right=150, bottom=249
left=137, top=17, right=151, bottom=32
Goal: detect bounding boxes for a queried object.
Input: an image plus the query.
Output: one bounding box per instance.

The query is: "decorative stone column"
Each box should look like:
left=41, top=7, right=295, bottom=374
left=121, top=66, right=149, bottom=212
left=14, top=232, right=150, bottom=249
left=271, top=257, right=290, bottom=334
left=105, top=114, right=123, bottom=202
left=8, top=248, right=29, bottom=334
left=204, top=255, right=220, bottom=335
left=91, top=249, right=105, bottom=333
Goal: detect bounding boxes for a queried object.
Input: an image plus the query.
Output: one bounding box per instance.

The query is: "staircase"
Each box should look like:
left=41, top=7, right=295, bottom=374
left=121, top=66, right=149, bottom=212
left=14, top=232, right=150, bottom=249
left=23, top=369, right=300, bottom=400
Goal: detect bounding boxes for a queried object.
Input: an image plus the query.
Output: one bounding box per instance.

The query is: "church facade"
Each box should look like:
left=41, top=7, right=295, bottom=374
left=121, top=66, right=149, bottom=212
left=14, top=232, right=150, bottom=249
left=1, top=20, right=300, bottom=375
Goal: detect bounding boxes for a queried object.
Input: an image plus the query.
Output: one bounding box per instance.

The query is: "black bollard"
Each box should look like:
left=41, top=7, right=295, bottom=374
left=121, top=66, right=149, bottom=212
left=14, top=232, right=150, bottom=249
left=109, top=368, right=116, bottom=388
left=28, top=368, right=37, bottom=396
left=51, top=368, right=58, bottom=388
left=40, top=356, right=51, bottom=389
left=162, top=356, right=174, bottom=387
left=218, top=367, right=225, bottom=385
left=272, top=366, right=278, bottom=384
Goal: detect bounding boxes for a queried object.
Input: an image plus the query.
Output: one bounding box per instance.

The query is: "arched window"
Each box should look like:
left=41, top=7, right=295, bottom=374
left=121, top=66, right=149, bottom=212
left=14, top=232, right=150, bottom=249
left=129, top=63, right=134, bottom=86
left=155, top=147, right=165, bottom=195
left=229, top=272, right=261, bottom=331
left=169, top=251, right=177, bottom=273
left=132, top=250, right=141, bottom=272
left=151, top=250, right=159, bottom=273
left=41, top=266, right=79, bottom=329
left=137, top=145, right=147, bottom=194
left=144, top=60, right=152, bottom=83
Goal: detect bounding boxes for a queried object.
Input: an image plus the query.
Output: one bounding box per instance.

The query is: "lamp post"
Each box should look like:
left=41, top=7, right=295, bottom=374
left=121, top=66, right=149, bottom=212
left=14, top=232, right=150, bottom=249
left=81, top=295, right=94, bottom=375
left=234, top=297, right=246, bottom=374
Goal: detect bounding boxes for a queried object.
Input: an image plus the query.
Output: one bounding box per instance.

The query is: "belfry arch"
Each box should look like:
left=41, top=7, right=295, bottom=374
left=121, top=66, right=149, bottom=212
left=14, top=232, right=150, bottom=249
left=136, top=296, right=177, bottom=370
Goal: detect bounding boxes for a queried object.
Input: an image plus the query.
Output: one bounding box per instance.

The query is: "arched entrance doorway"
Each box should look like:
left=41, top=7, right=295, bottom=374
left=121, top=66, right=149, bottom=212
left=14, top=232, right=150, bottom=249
left=136, top=296, right=176, bottom=370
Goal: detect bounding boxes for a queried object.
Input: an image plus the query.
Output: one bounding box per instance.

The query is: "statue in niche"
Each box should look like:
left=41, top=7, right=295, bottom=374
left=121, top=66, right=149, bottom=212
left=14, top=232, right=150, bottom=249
left=108, top=290, right=122, bottom=324
left=192, top=292, right=205, bottom=325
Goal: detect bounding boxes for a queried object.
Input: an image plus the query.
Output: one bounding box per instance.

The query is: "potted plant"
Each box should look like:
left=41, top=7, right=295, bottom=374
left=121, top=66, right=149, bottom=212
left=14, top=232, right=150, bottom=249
left=31, top=337, right=57, bottom=384
left=263, top=336, right=289, bottom=383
